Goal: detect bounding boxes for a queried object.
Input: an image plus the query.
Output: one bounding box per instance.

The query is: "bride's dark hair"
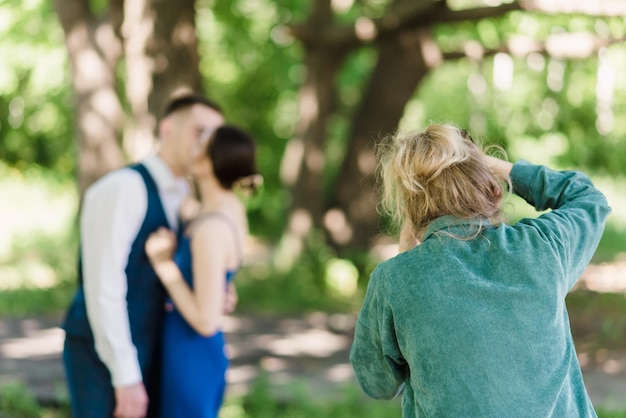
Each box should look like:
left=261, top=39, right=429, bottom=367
left=208, top=125, right=260, bottom=191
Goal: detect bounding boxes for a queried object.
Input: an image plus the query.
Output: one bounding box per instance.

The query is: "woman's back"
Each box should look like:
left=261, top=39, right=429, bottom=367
left=351, top=146, right=611, bottom=417
left=377, top=219, right=592, bottom=416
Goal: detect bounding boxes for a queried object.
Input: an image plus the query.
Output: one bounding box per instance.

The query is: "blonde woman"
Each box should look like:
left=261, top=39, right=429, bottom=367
left=350, top=124, right=611, bottom=417
left=145, top=125, right=257, bottom=418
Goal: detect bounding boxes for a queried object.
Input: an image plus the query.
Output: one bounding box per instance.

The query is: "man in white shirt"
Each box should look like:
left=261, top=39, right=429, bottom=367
left=62, top=94, right=225, bottom=418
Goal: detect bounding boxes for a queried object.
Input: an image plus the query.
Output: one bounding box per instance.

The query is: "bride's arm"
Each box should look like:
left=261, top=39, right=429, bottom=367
left=146, top=222, right=228, bottom=337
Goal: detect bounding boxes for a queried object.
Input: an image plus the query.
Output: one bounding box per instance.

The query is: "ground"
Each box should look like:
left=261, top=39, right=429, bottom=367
left=1, top=262, right=626, bottom=411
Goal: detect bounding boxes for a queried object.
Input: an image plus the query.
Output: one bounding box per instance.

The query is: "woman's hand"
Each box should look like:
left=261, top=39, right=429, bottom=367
left=145, top=227, right=177, bottom=267
left=145, top=228, right=183, bottom=286
left=484, top=155, right=513, bottom=180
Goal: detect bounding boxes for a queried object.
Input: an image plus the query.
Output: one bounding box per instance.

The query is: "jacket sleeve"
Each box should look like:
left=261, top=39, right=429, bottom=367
left=510, top=160, right=612, bottom=288
left=350, top=266, right=407, bottom=399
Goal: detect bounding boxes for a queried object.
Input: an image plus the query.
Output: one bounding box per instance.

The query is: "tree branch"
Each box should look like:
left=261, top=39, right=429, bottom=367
left=522, top=0, right=626, bottom=17
left=290, top=1, right=438, bottom=48
left=290, top=0, right=626, bottom=49
left=438, top=32, right=626, bottom=64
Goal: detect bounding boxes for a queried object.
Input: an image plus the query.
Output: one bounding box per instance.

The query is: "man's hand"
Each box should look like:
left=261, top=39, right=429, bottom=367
left=224, top=282, right=238, bottom=314
left=114, top=383, right=148, bottom=418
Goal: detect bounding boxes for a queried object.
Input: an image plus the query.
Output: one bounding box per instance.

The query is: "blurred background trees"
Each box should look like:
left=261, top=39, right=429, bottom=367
left=2, top=0, right=626, bottom=306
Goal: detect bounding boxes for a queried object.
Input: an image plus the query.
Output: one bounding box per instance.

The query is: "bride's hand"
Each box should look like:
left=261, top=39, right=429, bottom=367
left=145, top=227, right=177, bottom=267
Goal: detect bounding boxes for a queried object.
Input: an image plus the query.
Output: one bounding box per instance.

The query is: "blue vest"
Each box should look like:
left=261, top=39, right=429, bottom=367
left=63, top=163, right=169, bottom=383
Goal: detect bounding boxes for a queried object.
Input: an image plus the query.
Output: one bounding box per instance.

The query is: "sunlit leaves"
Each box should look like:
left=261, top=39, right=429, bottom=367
left=0, top=0, right=72, bottom=173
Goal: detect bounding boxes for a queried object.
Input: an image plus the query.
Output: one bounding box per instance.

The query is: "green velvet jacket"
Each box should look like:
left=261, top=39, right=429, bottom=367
left=350, top=161, right=611, bottom=417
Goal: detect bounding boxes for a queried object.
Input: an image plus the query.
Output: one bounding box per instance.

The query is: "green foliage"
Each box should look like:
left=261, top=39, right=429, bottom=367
left=198, top=0, right=304, bottom=239
left=593, top=223, right=626, bottom=263
left=0, top=162, right=77, bottom=317
left=236, top=232, right=369, bottom=314
left=221, top=373, right=402, bottom=418
left=598, top=410, right=626, bottom=418
left=0, top=383, right=41, bottom=418
left=0, top=0, right=74, bottom=174
left=419, top=14, right=626, bottom=178
left=567, top=290, right=626, bottom=352
left=0, top=283, right=75, bottom=317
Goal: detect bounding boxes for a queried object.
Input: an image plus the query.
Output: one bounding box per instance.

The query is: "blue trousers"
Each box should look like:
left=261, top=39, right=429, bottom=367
left=63, top=336, right=160, bottom=418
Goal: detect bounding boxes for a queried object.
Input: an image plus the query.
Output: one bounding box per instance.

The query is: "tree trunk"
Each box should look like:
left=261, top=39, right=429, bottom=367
left=54, top=0, right=125, bottom=196
left=330, top=29, right=432, bottom=253
left=150, top=0, right=204, bottom=116
left=278, top=0, right=348, bottom=270
left=55, top=0, right=204, bottom=194
left=123, top=0, right=204, bottom=161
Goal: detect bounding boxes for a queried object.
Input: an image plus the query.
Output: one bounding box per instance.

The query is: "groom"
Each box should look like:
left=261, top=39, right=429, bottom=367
left=62, top=94, right=225, bottom=418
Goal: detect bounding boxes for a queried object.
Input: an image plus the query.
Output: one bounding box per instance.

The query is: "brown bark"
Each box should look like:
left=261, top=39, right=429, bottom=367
left=290, top=0, right=626, bottom=50
left=122, top=0, right=203, bottom=161
left=121, top=0, right=156, bottom=160
left=54, top=0, right=125, bottom=197
left=330, top=28, right=432, bottom=252
left=149, top=0, right=204, bottom=117
left=441, top=32, right=626, bottom=61
left=55, top=0, right=204, bottom=196
left=303, top=0, right=626, bottom=254
left=279, top=0, right=349, bottom=262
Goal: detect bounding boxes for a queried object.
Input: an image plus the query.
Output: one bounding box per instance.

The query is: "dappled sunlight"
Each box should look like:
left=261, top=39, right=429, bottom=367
left=279, top=138, right=304, bottom=185
left=267, top=329, right=348, bottom=357
left=0, top=163, right=77, bottom=289
left=546, top=58, right=565, bottom=92
left=324, top=208, right=353, bottom=245
left=493, top=53, right=513, bottom=91
left=355, top=17, right=376, bottom=42
left=299, top=85, right=318, bottom=125
left=325, top=259, right=359, bottom=297
left=331, top=0, right=354, bottom=13
left=0, top=262, right=57, bottom=290
left=0, top=328, right=63, bottom=359
left=463, top=40, right=485, bottom=60
left=578, top=350, right=626, bottom=376
left=545, top=33, right=597, bottom=59
left=525, top=0, right=626, bottom=16
left=325, top=363, right=354, bottom=382
left=369, top=236, right=400, bottom=262
left=357, top=149, right=376, bottom=175
left=418, top=29, right=443, bottom=68
left=173, top=21, right=196, bottom=45
left=305, top=148, right=325, bottom=174
left=577, top=262, right=626, bottom=293
left=221, top=313, right=357, bottom=397
left=73, top=47, right=107, bottom=90
left=596, top=48, right=615, bottom=135
left=226, top=365, right=258, bottom=395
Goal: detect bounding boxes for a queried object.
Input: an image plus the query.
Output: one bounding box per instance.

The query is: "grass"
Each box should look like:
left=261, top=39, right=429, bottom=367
left=567, top=290, right=626, bottom=352
left=1, top=379, right=625, bottom=418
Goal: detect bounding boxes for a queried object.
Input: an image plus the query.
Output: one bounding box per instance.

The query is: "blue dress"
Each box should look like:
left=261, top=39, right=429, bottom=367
left=160, top=216, right=238, bottom=418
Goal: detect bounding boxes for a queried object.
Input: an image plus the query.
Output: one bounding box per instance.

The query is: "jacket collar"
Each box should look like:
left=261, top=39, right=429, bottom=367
left=142, top=154, right=186, bottom=193
left=422, top=215, right=492, bottom=241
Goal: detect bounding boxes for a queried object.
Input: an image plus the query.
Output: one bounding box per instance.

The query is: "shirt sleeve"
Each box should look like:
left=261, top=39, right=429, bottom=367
left=510, top=160, right=612, bottom=287
left=81, top=169, right=147, bottom=387
left=350, top=266, right=407, bottom=399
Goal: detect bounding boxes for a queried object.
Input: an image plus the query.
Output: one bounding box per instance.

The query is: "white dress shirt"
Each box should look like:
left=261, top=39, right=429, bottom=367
left=80, top=155, right=189, bottom=387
